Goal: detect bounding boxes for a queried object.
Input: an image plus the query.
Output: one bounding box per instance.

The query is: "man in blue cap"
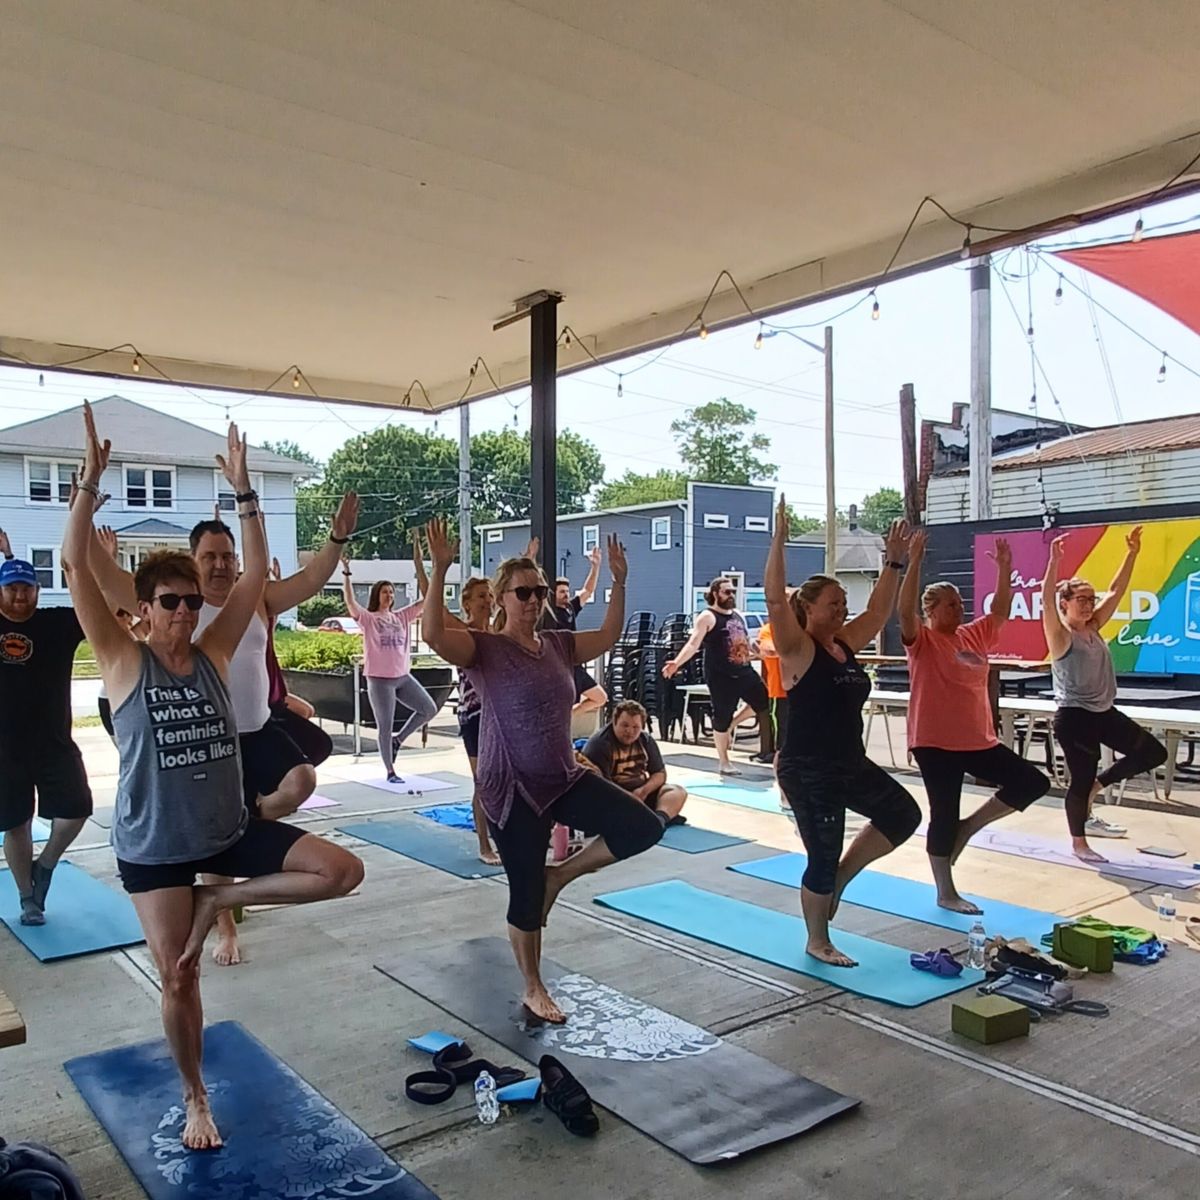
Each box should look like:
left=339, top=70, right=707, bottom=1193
left=0, top=528, right=93, bottom=925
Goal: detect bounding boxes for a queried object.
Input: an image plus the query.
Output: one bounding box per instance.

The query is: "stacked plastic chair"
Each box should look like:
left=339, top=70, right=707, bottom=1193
left=603, top=612, right=657, bottom=716
left=652, top=613, right=698, bottom=740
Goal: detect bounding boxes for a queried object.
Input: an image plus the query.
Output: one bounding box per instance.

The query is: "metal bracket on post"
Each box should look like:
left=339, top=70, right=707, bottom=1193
left=353, top=658, right=362, bottom=759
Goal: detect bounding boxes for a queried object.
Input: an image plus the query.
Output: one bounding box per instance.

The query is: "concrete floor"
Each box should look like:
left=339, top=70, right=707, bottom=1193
left=2, top=717, right=1199, bottom=1199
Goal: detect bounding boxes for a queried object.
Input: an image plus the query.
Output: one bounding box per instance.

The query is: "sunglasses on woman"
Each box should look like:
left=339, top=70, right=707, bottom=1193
left=506, top=585, right=549, bottom=603
left=152, top=592, right=205, bottom=612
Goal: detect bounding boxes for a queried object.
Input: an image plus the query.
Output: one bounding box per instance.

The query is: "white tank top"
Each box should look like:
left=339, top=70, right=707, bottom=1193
left=193, top=601, right=270, bottom=734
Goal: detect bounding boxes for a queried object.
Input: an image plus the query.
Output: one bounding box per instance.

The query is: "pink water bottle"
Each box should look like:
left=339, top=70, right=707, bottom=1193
left=551, top=823, right=570, bottom=862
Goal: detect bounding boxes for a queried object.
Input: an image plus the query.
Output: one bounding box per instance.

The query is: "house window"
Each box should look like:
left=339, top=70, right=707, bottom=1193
left=604, top=588, right=613, bottom=603
left=582, top=525, right=600, bottom=554
left=25, top=459, right=74, bottom=505
left=28, top=546, right=63, bottom=591
left=486, top=529, right=504, bottom=543
left=745, top=516, right=770, bottom=532
left=214, top=470, right=264, bottom=513
left=651, top=516, right=671, bottom=550
left=124, top=465, right=175, bottom=509
left=703, top=513, right=729, bottom=529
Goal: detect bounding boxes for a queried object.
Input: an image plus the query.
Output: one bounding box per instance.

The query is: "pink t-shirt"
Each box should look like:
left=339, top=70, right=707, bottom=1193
left=351, top=600, right=423, bottom=679
left=905, top=616, right=999, bottom=751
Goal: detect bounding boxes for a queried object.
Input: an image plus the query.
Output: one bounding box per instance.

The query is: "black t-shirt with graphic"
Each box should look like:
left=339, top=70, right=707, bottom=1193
left=701, top=609, right=755, bottom=679
left=0, top=606, right=84, bottom=758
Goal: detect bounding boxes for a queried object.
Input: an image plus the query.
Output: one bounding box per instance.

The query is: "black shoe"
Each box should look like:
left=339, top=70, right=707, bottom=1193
left=539, top=1054, right=599, bottom=1137
left=31, top=859, right=55, bottom=910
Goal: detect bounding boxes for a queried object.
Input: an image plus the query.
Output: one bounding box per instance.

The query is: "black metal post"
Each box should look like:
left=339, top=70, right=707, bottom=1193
left=529, top=293, right=559, bottom=574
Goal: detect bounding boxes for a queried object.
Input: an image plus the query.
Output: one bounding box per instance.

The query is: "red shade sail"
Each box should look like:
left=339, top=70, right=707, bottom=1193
left=1056, top=230, right=1200, bottom=337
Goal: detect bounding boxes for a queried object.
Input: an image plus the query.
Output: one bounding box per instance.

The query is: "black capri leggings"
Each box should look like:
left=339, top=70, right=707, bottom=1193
left=1053, top=706, right=1168, bottom=837
left=912, top=744, right=1050, bottom=858
left=777, top=755, right=921, bottom=895
left=490, top=772, right=667, bottom=932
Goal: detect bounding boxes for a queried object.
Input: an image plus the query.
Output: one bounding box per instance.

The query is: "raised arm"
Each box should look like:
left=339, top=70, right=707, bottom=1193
left=196, top=425, right=267, bottom=665
left=574, top=535, right=627, bottom=664
left=421, top=517, right=476, bottom=667
left=577, top=545, right=602, bottom=605
left=1040, top=534, right=1071, bottom=660
left=264, top=491, right=359, bottom=616
left=89, top=523, right=138, bottom=614
left=764, top=494, right=809, bottom=659
left=411, top=530, right=430, bottom=600
left=0, top=527, right=12, bottom=561
left=898, top=528, right=926, bottom=645
left=663, top=610, right=713, bottom=677
left=841, top=518, right=910, bottom=652
left=1094, top=525, right=1142, bottom=627
left=341, top=556, right=363, bottom=618
left=987, top=536, right=1014, bottom=627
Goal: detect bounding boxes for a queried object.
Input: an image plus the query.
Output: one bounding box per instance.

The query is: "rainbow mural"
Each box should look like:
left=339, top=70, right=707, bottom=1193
left=973, top=519, right=1200, bottom=676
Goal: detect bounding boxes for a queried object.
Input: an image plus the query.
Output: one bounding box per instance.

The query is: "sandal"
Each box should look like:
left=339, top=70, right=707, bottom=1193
left=539, top=1054, right=599, bottom=1137
left=910, top=949, right=964, bottom=977
left=433, top=1042, right=527, bottom=1089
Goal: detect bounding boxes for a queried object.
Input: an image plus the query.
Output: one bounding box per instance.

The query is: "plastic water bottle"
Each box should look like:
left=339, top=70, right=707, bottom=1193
left=1157, top=892, right=1177, bottom=940
left=474, top=1070, right=499, bottom=1125
left=967, top=920, right=987, bottom=970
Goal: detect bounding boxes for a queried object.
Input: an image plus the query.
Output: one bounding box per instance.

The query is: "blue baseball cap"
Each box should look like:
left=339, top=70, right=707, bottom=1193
left=0, top=559, right=38, bottom=587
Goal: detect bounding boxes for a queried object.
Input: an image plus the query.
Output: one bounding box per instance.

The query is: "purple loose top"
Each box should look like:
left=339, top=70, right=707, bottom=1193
left=463, top=628, right=584, bottom=827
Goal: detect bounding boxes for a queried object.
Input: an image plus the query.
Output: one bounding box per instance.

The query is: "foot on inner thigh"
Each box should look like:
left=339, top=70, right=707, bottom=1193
left=179, top=888, right=222, bottom=972
left=936, top=891, right=983, bottom=915
left=806, top=939, right=857, bottom=968
left=541, top=865, right=567, bottom=926
left=1071, top=837, right=1107, bottom=864
left=521, top=983, right=566, bottom=1024
left=181, top=1092, right=223, bottom=1151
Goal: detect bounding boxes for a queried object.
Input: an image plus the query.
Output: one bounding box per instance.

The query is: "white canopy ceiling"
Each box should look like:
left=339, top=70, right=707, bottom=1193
left=2, top=0, right=1198, bottom=412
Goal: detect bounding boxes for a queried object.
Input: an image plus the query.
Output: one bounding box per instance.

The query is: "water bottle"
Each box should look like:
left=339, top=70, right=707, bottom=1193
left=967, top=920, right=987, bottom=970
left=474, top=1070, right=499, bottom=1125
left=1157, top=892, right=1177, bottom=939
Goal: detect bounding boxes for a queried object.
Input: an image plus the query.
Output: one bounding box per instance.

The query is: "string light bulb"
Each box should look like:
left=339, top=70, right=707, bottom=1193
left=617, top=375, right=624, bottom=398
left=1132, top=216, right=1144, bottom=243
left=754, top=325, right=764, bottom=350
left=1026, top=323, right=1035, bottom=344
left=960, top=228, right=972, bottom=260
left=291, top=369, right=301, bottom=389
left=1158, top=353, right=1167, bottom=384
left=131, top=352, right=141, bottom=373
left=871, top=293, right=880, bottom=321
left=1054, top=275, right=1063, bottom=306
left=564, top=330, right=571, bottom=347
left=698, top=321, right=709, bottom=340
left=38, top=372, right=44, bottom=387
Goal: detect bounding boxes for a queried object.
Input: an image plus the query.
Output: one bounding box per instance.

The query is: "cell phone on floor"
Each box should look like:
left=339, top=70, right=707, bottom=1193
left=1138, top=845, right=1186, bottom=859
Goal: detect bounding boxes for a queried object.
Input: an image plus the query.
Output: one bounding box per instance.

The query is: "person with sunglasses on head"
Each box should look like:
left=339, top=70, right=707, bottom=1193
left=62, top=404, right=363, bottom=1153
left=0, top=526, right=94, bottom=927
left=1041, top=528, right=1166, bottom=861
left=421, top=518, right=665, bottom=1024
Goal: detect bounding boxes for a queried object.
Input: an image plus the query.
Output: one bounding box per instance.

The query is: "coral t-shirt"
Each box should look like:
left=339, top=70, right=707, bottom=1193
left=905, top=616, right=999, bottom=751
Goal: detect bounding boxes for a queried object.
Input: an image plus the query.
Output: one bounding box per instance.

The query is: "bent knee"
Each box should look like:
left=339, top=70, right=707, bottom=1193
left=161, top=962, right=200, bottom=996
left=881, top=799, right=922, bottom=847
left=278, top=763, right=317, bottom=801
left=1144, top=739, right=1169, bottom=768
left=331, top=851, right=364, bottom=895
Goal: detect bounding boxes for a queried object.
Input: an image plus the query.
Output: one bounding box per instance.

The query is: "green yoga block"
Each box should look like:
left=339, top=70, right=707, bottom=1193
left=952, top=995, right=1031, bottom=1045
left=1052, top=923, right=1113, bottom=973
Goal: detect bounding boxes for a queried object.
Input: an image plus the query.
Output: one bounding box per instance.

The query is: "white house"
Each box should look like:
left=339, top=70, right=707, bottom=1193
left=0, top=395, right=313, bottom=606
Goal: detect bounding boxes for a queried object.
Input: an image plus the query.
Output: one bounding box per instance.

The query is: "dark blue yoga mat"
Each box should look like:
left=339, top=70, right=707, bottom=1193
left=659, top=824, right=750, bottom=854
left=65, top=1021, right=436, bottom=1200
left=729, top=853, right=1065, bottom=945
left=595, top=880, right=983, bottom=1007
left=0, top=862, right=144, bottom=961
left=338, top=818, right=504, bottom=878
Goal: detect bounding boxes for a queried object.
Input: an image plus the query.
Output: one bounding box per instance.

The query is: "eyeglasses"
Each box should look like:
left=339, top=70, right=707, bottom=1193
left=153, top=592, right=205, bottom=612
left=1070, top=595, right=1097, bottom=606
left=506, top=585, right=549, bottom=603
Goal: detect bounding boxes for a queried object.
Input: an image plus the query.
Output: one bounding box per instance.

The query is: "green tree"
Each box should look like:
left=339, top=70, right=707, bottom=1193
left=670, top=398, right=776, bottom=484
left=259, top=439, right=321, bottom=469
left=595, top=468, right=688, bottom=509
left=787, top=508, right=824, bottom=537
left=857, top=486, right=904, bottom=533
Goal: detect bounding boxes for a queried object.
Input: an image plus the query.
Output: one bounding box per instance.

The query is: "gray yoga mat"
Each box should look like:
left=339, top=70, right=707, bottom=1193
left=376, top=937, right=858, bottom=1164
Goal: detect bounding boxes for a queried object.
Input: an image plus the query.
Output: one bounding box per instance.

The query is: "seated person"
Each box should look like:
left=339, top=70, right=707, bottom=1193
left=583, top=700, right=687, bottom=823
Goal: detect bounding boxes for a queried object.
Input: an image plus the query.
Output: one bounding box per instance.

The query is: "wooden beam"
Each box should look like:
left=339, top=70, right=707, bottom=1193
left=0, top=985, right=26, bottom=1050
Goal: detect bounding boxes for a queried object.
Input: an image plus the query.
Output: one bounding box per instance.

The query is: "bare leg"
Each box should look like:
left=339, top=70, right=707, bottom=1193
left=800, top=886, right=856, bottom=967
left=468, top=756, right=499, bottom=865
left=508, top=925, right=564, bottom=1023
left=572, top=684, right=607, bottom=717
left=714, top=730, right=739, bottom=774
left=950, top=795, right=1017, bottom=865
left=3, top=820, right=35, bottom=899
left=36, top=816, right=87, bottom=870
left=201, top=874, right=242, bottom=966
left=256, top=763, right=317, bottom=822
left=1072, top=836, right=1107, bottom=864
left=829, top=825, right=895, bottom=920
left=655, top=785, right=688, bottom=821
left=929, top=857, right=982, bottom=914
left=541, top=834, right=617, bottom=925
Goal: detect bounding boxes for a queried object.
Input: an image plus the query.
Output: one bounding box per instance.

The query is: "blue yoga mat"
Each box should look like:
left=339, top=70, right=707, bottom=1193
left=338, top=819, right=504, bottom=879
left=0, top=862, right=144, bottom=961
left=415, top=803, right=476, bottom=831
left=66, top=1021, right=436, bottom=1200
left=595, top=880, right=983, bottom=1007
left=32, top=818, right=51, bottom=843
left=729, top=853, right=1065, bottom=945
left=687, top=781, right=788, bottom=814
left=659, top=824, right=750, bottom=854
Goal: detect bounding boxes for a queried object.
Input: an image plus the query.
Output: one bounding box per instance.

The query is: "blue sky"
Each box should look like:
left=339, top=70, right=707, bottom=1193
left=1, top=196, right=1198, bottom=520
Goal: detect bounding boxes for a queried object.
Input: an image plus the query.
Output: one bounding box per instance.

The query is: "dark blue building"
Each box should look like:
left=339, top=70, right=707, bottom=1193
left=476, top=482, right=824, bottom=630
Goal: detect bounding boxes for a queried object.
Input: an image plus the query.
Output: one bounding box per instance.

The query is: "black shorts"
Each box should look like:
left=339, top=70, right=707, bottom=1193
left=573, top=664, right=599, bottom=698
left=98, top=697, right=114, bottom=739
left=116, top=818, right=308, bottom=894
left=271, top=705, right=332, bottom=769
left=238, top=718, right=312, bottom=812
left=460, top=710, right=481, bottom=758
left=706, top=669, right=769, bottom=733
left=0, top=744, right=93, bottom=832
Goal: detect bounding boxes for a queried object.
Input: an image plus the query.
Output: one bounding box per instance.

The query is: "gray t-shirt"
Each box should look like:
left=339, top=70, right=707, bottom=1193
left=111, top=644, right=247, bottom=864
left=1052, top=629, right=1117, bottom=713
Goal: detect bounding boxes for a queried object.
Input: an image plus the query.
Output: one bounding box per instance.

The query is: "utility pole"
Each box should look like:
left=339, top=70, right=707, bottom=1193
left=969, top=256, right=993, bottom=520
left=458, top=402, right=472, bottom=578
left=899, top=383, right=919, bottom=527
left=824, top=325, right=837, bottom=575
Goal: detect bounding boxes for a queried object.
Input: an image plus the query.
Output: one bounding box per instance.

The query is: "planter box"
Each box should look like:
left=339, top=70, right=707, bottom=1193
left=282, top=665, right=455, bottom=740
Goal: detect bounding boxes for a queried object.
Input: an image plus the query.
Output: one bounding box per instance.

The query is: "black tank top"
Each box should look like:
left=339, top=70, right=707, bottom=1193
left=701, top=610, right=754, bottom=678
left=781, top=638, right=870, bottom=763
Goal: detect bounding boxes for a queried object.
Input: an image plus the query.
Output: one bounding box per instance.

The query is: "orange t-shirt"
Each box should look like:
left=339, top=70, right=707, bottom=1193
left=905, top=617, right=999, bottom=751
left=757, top=623, right=787, bottom=700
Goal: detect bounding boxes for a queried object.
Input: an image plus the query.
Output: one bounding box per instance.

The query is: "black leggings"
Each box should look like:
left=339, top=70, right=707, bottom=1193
left=1053, top=706, right=1168, bottom=836
left=777, top=755, right=921, bottom=895
left=912, top=744, right=1050, bottom=857
left=490, top=772, right=666, bottom=932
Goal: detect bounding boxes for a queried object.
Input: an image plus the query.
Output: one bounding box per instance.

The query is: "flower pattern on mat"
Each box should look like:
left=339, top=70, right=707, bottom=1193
left=150, top=1079, right=411, bottom=1198
left=529, top=972, right=720, bottom=1063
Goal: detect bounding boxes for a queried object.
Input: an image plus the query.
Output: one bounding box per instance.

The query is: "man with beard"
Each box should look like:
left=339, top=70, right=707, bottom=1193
left=0, top=528, right=92, bottom=925
left=662, top=576, right=769, bottom=775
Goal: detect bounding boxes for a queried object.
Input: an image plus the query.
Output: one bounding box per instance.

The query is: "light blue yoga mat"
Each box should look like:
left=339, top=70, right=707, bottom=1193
left=729, top=853, right=1064, bottom=945
left=595, top=880, right=983, bottom=1007
left=338, top=819, right=504, bottom=879
left=688, top=781, right=787, bottom=814
left=32, top=818, right=51, bottom=843
left=0, top=862, right=144, bottom=961
left=659, top=824, right=750, bottom=854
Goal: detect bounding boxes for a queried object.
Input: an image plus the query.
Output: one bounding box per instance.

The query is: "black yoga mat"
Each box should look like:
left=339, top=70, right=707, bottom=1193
left=376, top=937, right=858, bottom=1164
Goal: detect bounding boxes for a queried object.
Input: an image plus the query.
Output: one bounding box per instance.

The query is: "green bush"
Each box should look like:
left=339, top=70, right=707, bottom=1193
left=274, top=629, right=362, bottom=671
left=297, top=594, right=346, bottom=627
